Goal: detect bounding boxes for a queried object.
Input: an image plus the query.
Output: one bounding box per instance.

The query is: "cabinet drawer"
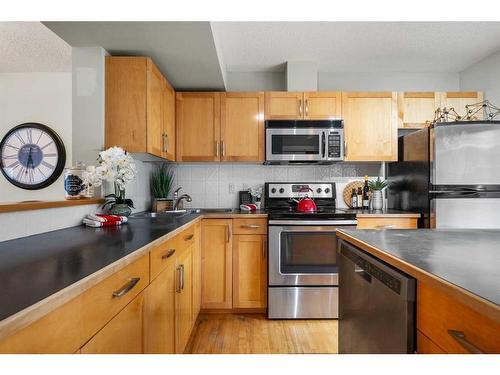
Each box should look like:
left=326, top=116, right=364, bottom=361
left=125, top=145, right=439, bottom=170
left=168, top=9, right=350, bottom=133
left=81, top=255, right=149, bottom=341
left=417, top=282, right=500, bottom=354
left=356, top=217, right=417, bottom=229
left=417, top=330, right=445, bottom=354
left=233, top=218, right=267, bottom=235
left=150, top=225, right=196, bottom=280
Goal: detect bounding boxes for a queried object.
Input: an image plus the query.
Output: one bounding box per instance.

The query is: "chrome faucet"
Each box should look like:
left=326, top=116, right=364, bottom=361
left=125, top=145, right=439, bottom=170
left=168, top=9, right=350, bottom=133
left=173, top=187, right=192, bottom=210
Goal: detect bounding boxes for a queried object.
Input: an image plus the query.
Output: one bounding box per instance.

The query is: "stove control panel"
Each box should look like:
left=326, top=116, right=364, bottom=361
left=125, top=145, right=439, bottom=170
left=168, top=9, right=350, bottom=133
left=267, top=183, right=334, bottom=199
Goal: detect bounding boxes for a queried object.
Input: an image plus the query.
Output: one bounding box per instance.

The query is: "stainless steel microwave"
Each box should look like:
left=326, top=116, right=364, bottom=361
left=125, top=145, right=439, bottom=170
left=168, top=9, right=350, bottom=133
left=265, top=120, right=344, bottom=164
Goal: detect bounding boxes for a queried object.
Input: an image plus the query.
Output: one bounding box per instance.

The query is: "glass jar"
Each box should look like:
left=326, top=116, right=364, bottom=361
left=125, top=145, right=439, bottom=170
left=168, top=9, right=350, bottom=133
left=64, top=162, right=85, bottom=200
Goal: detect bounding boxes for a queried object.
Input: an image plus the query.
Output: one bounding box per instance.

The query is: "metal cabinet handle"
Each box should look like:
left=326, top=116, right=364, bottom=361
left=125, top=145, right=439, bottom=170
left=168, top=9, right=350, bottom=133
left=215, top=141, right=220, bottom=157
left=176, top=266, right=182, bottom=293
left=180, top=264, right=185, bottom=291
left=305, top=99, right=309, bottom=117
left=344, top=140, right=348, bottom=157
left=298, top=99, right=303, bottom=117
left=448, top=330, right=485, bottom=354
left=227, top=225, right=231, bottom=243
left=161, top=248, right=176, bottom=260
left=112, top=277, right=140, bottom=298
left=241, top=224, right=260, bottom=229
left=165, top=133, right=169, bottom=153
left=221, top=140, right=226, bottom=157
left=185, top=234, right=194, bottom=241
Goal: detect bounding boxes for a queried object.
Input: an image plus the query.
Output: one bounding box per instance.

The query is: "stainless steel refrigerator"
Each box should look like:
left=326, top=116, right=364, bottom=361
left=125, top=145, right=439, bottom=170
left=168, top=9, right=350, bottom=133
left=387, top=121, right=500, bottom=228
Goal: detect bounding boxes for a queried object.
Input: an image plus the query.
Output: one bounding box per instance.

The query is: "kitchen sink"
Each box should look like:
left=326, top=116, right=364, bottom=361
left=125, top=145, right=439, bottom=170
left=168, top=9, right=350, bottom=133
left=132, top=208, right=234, bottom=218
left=191, top=208, right=234, bottom=213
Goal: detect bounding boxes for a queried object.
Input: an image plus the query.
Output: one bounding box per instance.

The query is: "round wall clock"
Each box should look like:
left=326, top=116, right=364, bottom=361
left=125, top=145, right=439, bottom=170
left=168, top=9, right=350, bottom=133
left=0, top=123, right=66, bottom=190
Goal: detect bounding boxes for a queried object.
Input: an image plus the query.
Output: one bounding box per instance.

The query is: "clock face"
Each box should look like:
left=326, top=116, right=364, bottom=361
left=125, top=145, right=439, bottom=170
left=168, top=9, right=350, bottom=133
left=0, top=123, right=66, bottom=190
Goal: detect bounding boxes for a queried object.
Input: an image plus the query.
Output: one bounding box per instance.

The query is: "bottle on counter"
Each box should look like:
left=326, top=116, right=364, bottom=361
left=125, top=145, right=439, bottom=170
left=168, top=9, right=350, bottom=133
left=356, top=187, right=363, bottom=209
left=351, top=188, right=357, bottom=209
left=363, top=175, right=370, bottom=209
left=64, top=161, right=86, bottom=200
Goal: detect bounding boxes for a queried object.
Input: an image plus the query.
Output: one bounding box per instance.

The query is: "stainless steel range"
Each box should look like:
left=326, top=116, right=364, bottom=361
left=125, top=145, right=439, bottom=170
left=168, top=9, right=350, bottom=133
left=264, top=182, right=357, bottom=319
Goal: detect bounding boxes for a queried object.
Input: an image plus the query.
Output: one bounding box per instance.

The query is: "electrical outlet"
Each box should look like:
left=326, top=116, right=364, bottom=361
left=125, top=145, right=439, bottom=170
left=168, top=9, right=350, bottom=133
left=242, top=183, right=249, bottom=191
left=229, top=183, right=235, bottom=193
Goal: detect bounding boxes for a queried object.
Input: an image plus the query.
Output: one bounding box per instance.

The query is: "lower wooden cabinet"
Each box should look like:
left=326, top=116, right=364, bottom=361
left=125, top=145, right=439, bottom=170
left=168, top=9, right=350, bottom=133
left=175, top=245, right=194, bottom=353
left=192, top=222, right=202, bottom=320
left=143, top=262, right=176, bottom=354
left=356, top=216, right=418, bottom=229
left=201, top=219, right=233, bottom=309
left=81, top=293, right=145, bottom=354
left=232, top=235, right=267, bottom=308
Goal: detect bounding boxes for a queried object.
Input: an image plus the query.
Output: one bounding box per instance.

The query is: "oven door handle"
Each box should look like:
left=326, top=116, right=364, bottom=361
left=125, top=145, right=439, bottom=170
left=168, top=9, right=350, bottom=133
left=268, top=220, right=358, bottom=226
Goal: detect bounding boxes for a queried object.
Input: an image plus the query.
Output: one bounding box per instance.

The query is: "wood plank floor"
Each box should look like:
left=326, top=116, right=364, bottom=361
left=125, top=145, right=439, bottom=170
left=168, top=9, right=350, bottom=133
left=184, top=314, right=338, bottom=354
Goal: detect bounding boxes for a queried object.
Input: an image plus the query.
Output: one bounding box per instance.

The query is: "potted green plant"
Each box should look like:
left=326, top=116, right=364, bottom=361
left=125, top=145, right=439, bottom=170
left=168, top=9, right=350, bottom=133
left=368, top=177, right=388, bottom=210
left=151, top=163, right=175, bottom=212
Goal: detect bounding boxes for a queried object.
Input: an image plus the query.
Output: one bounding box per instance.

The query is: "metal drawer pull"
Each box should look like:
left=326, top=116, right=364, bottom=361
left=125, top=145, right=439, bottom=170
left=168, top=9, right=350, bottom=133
left=176, top=266, right=182, bottom=293
left=215, top=141, right=220, bottom=157
left=227, top=225, right=231, bottom=243
left=185, top=234, right=194, bottom=241
left=180, top=264, right=185, bottom=291
left=448, top=330, right=485, bottom=354
left=241, top=224, right=260, bottom=229
left=161, top=248, right=176, bottom=260
left=112, top=277, right=140, bottom=298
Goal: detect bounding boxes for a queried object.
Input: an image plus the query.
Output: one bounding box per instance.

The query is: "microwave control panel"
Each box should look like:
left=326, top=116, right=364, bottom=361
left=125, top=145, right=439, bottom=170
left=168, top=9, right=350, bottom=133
left=328, top=131, right=342, bottom=158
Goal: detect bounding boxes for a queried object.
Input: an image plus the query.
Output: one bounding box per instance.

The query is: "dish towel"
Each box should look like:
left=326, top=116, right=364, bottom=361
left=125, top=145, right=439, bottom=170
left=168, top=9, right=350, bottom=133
left=83, top=214, right=128, bottom=227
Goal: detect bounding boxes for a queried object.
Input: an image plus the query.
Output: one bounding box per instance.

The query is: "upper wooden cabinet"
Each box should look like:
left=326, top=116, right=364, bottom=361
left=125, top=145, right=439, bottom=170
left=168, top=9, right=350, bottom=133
left=342, top=92, right=398, bottom=162
left=176, top=92, right=221, bottom=162
left=221, top=92, right=265, bottom=162
left=176, top=92, right=265, bottom=162
left=265, top=91, right=342, bottom=120
left=105, top=56, right=175, bottom=160
left=397, top=92, right=440, bottom=128
left=439, top=92, right=484, bottom=120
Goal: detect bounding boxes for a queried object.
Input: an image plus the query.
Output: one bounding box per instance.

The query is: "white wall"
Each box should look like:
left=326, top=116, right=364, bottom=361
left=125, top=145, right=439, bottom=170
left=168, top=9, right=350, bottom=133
left=460, top=50, right=500, bottom=105
left=0, top=72, right=72, bottom=201
left=319, top=72, right=460, bottom=91
left=226, top=71, right=286, bottom=91
left=172, top=162, right=382, bottom=209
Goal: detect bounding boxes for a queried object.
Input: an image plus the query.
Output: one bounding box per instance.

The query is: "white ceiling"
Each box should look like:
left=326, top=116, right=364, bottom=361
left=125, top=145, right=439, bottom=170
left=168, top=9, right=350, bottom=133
left=0, top=22, right=71, bottom=73
left=210, top=22, right=500, bottom=73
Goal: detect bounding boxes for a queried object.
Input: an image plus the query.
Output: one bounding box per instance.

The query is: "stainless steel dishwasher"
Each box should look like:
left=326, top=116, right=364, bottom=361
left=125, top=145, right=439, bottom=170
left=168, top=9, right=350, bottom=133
left=338, top=239, right=416, bottom=354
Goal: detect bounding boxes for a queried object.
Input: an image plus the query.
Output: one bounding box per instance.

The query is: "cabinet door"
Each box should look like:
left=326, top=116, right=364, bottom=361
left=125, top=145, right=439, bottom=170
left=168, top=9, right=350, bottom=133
left=175, top=246, right=193, bottom=354
left=176, top=92, right=221, bottom=161
left=304, top=92, right=342, bottom=120
left=192, top=222, right=202, bottom=321
left=233, top=235, right=267, bottom=309
left=342, top=92, right=398, bottom=161
left=146, top=59, right=164, bottom=158
left=81, top=293, right=144, bottom=354
left=221, top=92, right=265, bottom=162
left=201, top=219, right=233, bottom=309
left=143, top=264, right=176, bottom=354
left=105, top=56, right=148, bottom=152
left=397, top=92, right=440, bottom=128
left=264, top=92, right=304, bottom=119
left=439, top=92, right=484, bottom=120
left=162, top=79, right=176, bottom=161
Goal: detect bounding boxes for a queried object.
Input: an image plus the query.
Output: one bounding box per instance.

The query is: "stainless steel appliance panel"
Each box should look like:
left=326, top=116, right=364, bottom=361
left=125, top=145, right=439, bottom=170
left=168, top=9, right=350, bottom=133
left=268, top=287, right=338, bottom=319
left=266, top=128, right=325, bottom=162
left=339, top=240, right=415, bottom=354
left=433, top=122, right=500, bottom=185
left=432, top=197, right=500, bottom=228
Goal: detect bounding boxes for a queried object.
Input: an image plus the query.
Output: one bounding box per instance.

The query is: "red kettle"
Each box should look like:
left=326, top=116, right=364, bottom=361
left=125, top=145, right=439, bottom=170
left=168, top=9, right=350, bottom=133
left=295, top=187, right=317, bottom=213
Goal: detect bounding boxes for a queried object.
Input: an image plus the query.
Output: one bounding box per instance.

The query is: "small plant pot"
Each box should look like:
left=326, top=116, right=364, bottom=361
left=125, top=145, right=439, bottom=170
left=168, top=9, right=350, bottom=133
left=372, top=190, right=384, bottom=210
left=152, top=198, right=173, bottom=212
left=109, top=203, right=132, bottom=217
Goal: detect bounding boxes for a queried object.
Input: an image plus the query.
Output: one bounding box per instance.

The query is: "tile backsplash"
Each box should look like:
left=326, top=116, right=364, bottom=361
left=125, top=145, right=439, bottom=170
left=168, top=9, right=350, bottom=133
left=171, top=162, right=383, bottom=209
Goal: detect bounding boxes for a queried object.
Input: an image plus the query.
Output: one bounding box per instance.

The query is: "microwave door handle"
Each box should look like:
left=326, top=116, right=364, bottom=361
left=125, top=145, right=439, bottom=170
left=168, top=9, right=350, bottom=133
left=321, top=131, right=326, bottom=158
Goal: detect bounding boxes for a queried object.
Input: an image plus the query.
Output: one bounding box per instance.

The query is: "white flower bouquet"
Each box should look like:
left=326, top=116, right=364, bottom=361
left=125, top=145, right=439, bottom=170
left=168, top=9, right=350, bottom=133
left=86, top=147, right=137, bottom=215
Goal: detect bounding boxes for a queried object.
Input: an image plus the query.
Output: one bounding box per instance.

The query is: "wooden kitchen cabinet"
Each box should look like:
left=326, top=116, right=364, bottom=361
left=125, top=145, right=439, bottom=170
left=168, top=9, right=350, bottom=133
left=265, top=91, right=341, bottom=120
left=356, top=216, right=418, bottom=229
left=162, top=78, right=176, bottom=161
left=221, top=92, right=265, bottom=162
left=439, top=92, right=484, bottom=120
left=397, top=92, right=440, bottom=128
left=105, top=56, right=175, bottom=160
left=201, top=219, right=233, bottom=309
left=176, top=92, right=221, bottom=161
left=192, top=222, right=202, bottom=321
left=303, top=92, right=342, bottom=119
left=232, top=235, right=267, bottom=308
left=175, top=244, right=194, bottom=353
left=143, top=261, right=176, bottom=354
left=342, top=92, right=398, bottom=162
left=81, top=292, right=145, bottom=354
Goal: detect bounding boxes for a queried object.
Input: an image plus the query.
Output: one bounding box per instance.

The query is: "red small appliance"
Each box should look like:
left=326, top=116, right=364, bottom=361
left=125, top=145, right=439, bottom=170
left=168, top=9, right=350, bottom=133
left=295, top=187, right=317, bottom=213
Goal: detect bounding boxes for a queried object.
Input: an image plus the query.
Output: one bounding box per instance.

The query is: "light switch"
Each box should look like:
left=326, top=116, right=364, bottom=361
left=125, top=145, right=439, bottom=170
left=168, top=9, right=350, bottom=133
left=229, top=183, right=235, bottom=193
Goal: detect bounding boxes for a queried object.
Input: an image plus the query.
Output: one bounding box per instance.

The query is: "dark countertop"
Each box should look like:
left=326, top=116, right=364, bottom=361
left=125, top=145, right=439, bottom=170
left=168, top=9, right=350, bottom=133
left=344, top=208, right=420, bottom=217
left=0, top=213, right=200, bottom=322
left=338, top=229, right=500, bottom=307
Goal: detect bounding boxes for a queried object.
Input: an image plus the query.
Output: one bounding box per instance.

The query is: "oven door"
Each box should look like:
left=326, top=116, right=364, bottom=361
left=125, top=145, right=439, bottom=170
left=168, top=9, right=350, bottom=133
left=268, top=222, right=357, bottom=286
left=266, top=128, right=325, bottom=162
